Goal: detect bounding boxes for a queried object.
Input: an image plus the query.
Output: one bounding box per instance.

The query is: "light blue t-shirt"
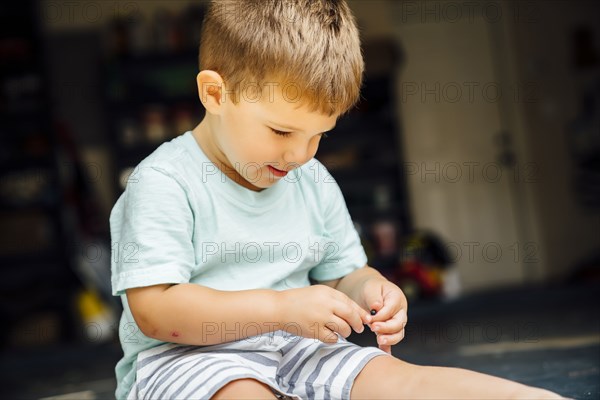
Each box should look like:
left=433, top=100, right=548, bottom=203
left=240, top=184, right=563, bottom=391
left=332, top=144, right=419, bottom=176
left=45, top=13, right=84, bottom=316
left=110, top=131, right=368, bottom=399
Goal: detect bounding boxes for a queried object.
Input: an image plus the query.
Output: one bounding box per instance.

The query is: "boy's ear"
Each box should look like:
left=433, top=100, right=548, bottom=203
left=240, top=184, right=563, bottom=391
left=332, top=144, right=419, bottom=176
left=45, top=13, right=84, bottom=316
left=196, top=70, right=225, bottom=113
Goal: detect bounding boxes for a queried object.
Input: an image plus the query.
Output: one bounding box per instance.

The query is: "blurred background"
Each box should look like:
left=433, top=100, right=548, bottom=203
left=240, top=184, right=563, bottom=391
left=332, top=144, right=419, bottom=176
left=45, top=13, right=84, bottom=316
left=0, top=0, right=598, bottom=398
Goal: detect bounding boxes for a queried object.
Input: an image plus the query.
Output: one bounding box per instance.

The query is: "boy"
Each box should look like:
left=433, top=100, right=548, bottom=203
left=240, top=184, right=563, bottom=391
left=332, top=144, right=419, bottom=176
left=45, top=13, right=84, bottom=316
left=110, top=1, right=566, bottom=398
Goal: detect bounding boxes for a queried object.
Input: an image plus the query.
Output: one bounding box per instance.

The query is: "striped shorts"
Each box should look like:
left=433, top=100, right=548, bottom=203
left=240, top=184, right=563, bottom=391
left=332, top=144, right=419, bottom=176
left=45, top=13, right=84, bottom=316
left=127, top=329, right=390, bottom=399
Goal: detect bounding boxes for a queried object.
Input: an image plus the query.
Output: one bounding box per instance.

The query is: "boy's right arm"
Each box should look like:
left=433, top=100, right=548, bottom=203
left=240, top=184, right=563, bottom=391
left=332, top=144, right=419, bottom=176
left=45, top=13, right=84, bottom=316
left=127, top=282, right=371, bottom=346
left=127, top=283, right=283, bottom=346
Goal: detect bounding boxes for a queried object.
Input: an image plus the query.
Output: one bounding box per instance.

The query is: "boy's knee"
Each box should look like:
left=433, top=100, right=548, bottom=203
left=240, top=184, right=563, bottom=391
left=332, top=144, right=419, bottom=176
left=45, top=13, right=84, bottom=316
left=352, top=355, right=420, bottom=399
left=211, top=378, right=278, bottom=399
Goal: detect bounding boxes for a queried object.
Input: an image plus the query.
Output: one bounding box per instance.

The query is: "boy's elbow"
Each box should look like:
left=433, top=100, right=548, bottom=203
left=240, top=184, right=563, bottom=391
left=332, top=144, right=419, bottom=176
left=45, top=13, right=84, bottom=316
left=126, top=284, right=173, bottom=339
left=134, top=312, right=159, bottom=339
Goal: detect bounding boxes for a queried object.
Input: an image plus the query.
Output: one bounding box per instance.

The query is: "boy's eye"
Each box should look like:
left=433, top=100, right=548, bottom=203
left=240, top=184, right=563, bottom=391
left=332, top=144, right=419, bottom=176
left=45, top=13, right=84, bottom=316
left=270, top=128, right=329, bottom=139
left=271, top=128, right=292, bottom=137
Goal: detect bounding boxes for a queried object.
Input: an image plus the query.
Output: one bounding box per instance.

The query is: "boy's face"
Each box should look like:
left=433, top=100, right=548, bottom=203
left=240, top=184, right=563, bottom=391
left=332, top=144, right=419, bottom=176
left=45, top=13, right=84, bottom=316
left=195, top=72, right=338, bottom=192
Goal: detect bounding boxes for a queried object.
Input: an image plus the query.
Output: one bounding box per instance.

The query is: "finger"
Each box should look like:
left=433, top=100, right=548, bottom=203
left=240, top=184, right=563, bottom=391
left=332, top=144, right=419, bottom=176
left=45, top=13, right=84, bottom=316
left=321, top=322, right=342, bottom=344
left=377, top=328, right=405, bottom=347
left=334, top=299, right=367, bottom=335
left=352, top=301, right=372, bottom=328
left=358, top=303, right=373, bottom=325
left=371, top=318, right=402, bottom=335
left=371, top=291, right=404, bottom=323
left=362, top=285, right=384, bottom=318
left=365, top=299, right=384, bottom=319
left=325, top=315, right=353, bottom=339
left=371, top=309, right=407, bottom=335
left=347, top=296, right=372, bottom=327
left=379, top=343, right=392, bottom=354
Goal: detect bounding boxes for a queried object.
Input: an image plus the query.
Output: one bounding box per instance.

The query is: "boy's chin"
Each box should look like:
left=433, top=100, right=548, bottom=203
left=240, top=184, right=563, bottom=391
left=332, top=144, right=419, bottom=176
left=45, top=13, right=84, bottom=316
left=241, top=177, right=279, bottom=191
left=256, top=178, right=282, bottom=188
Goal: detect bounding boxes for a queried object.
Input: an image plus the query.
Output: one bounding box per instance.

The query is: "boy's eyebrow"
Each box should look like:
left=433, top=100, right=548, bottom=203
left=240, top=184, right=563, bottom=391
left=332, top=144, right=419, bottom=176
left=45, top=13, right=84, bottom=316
left=267, top=121, right=337, bottom=132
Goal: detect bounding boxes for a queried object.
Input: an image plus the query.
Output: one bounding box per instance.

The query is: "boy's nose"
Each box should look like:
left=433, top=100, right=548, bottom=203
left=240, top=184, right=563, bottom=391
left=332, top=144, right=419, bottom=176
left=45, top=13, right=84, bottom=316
left=283, top=139, right=320, bottom=167
left=283, top=147, right=313, bottom=168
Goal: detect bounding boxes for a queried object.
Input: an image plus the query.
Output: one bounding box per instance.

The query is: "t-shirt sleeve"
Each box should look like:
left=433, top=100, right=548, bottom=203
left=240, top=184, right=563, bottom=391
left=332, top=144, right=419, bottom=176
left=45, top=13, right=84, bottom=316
left=309, top=162, right=368, bottom=282
left=110, top=165, right=195, bottom=297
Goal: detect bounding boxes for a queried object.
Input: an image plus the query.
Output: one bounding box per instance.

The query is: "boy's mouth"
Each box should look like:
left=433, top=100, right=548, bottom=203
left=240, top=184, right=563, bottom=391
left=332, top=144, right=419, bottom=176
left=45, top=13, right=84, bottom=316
left=268, top=165, right=288, bottom=177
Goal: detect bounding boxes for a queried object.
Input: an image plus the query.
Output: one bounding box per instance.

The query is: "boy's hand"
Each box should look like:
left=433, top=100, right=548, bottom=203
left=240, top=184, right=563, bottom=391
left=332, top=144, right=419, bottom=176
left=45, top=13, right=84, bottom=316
left=360, top=277, right=408, bottom=354
left=279, top=285, right=372, bottom=344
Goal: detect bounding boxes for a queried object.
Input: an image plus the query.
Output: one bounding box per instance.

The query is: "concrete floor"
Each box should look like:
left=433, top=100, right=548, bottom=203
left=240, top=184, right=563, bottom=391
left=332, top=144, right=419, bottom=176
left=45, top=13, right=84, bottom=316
left=2, top=281, right=598, bottom=399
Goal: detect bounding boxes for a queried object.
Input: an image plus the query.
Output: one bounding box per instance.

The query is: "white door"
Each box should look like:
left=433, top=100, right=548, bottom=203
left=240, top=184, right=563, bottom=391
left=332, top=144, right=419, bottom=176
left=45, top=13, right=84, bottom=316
left=394, top=14, right=526, bottom=294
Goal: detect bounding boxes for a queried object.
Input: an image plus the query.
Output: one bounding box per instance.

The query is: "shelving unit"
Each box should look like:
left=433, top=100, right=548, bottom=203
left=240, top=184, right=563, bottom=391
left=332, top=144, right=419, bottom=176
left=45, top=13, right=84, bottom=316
left=104, top=51, right=205, bottom=192
left=102, top=4, right=207, bottom=194
left=0, top=0, right=80, bottom=346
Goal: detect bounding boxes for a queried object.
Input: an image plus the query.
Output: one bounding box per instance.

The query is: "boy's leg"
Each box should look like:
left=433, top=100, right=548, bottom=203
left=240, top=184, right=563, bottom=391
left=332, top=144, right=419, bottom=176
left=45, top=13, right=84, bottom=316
left=212, top=378, right=278, bottom=399
left=350, top=355, right=566, bottom=399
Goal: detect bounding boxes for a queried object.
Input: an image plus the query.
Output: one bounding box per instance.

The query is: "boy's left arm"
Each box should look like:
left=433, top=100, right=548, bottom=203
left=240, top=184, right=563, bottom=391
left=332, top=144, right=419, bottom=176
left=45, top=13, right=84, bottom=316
left=320, top=265, right=408, bottom=354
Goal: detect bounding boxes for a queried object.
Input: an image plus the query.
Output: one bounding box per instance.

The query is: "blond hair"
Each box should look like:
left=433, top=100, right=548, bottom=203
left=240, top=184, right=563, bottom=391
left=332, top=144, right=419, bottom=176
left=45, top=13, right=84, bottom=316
left=199, top=0, right=364, bottom=117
